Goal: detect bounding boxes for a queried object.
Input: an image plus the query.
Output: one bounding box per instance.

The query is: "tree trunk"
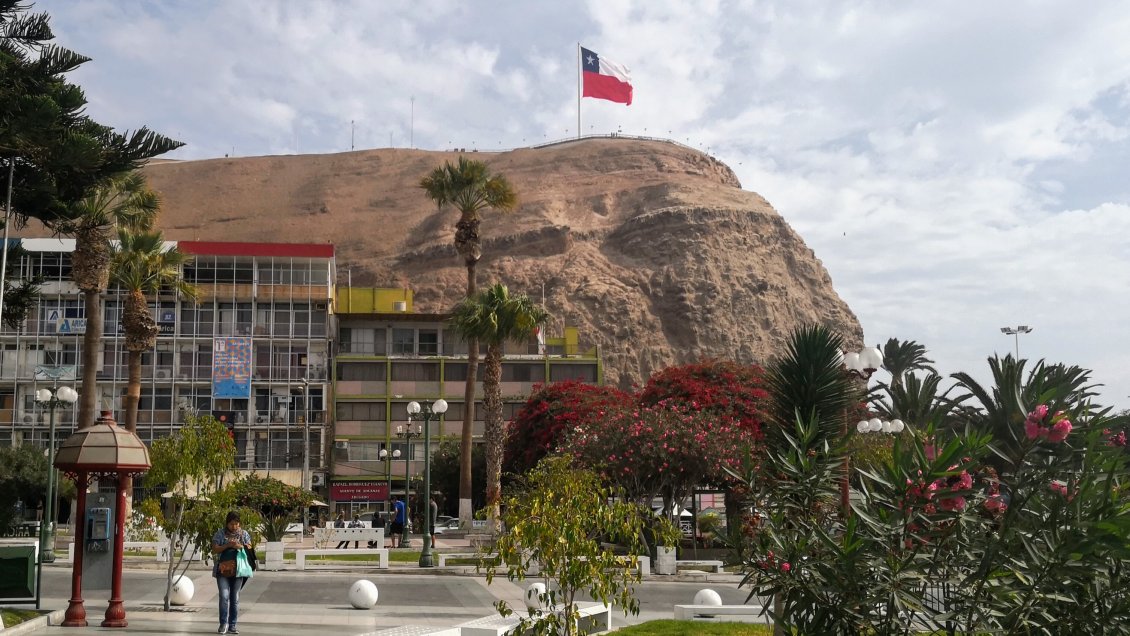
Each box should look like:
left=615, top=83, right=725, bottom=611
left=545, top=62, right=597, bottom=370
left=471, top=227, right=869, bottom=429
left=125, top=349, right=141, bottom=433
left=482, top=344, right=503, bottom=529
left=78, top=288, right=102, bottom=429
left=459, top=261, right=478, bottom=527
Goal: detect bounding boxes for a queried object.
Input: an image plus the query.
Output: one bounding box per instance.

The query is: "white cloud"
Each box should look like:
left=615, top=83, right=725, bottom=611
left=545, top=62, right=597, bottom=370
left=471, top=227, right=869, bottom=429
left=37, top=0, right=1130, bottom=406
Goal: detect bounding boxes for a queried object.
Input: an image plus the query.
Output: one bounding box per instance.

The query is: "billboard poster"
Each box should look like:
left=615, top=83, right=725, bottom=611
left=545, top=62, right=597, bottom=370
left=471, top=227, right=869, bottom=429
left=212, top=337, right=252, bottom=398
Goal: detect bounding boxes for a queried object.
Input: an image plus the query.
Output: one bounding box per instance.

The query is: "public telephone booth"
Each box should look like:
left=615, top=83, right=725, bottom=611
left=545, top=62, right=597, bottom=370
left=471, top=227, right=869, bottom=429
left=53, top=411, right=151, bottom=628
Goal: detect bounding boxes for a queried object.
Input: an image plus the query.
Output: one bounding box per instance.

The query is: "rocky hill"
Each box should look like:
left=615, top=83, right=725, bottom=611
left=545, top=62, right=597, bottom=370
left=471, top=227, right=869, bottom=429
left=140, top=138, right=862, bottom=388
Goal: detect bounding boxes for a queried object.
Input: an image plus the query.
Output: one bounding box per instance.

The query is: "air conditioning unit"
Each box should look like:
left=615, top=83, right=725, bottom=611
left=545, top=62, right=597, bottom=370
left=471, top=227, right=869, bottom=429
left=311, top=473, right=325, bottom=487
left=393, top=301, right=407, bottom=312
left=334, top=440, right=349, bottom=450
left=155, top=369, right=170, bottom=380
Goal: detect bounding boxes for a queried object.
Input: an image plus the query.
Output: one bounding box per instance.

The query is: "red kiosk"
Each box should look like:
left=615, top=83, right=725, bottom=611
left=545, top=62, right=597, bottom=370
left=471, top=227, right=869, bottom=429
left=53, top=411, right=151, bottom=628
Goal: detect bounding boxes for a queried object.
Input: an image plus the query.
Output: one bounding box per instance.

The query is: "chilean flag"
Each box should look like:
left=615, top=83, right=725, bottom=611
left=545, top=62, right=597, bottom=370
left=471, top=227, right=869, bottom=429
left=581, top=46, right=632, bottom=105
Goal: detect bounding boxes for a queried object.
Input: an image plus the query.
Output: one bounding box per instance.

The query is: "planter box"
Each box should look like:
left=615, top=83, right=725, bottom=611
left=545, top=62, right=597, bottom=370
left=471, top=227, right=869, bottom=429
left=263, top=541, right=285, bottom=571
left=655, top=546, right=677, bottom=575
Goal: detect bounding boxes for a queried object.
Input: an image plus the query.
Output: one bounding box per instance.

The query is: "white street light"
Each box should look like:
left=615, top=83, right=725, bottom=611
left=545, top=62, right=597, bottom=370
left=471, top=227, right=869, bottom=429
left=35, top=383, right=78, bottom=566
left=856, top=418, right=905, bottom=434
left=407, top=399, right=447, bottom=567
left=1000, top=325, right=1033, bottom=359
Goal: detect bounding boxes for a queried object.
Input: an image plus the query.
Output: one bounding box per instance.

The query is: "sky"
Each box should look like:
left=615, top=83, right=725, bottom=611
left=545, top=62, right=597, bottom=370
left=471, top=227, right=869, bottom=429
left=35, top=0, right=1130, bottom=409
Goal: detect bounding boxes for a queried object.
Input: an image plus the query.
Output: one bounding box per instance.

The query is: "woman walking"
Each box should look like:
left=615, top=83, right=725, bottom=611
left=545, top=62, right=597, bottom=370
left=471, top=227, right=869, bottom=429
left=212, top=511, right=252, bottom=634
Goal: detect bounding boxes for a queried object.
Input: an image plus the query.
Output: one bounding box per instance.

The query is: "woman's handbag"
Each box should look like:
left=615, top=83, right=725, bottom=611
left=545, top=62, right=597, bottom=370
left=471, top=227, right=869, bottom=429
left=246, top=545, right=258, bottom=572
left=235, top=548, right=254, bottom=578
left=218, top=554, right=237, bottom=577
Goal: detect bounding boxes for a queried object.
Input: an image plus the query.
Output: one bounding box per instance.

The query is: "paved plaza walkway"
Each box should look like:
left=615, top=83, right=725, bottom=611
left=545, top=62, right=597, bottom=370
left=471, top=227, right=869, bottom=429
left=29, top=535, right=754, bottom=635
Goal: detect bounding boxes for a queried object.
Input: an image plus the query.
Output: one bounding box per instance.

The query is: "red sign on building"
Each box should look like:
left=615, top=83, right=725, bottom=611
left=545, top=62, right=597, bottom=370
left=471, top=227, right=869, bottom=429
left=330, top=481, right=389, bottom=502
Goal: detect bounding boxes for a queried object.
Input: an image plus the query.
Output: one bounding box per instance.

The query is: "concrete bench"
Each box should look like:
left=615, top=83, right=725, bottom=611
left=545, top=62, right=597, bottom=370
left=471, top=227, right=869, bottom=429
left=574, top=554, right=650, bottom=577
left=458, top=602, right=611, bottom=635
left=673, top=604, right=766, bottom=622
left=296, top=547, right=388, bottom=570
left=677, top=559, right=725, bottom=573
left=436, top=552, right=499, bottom=568
left=314, top=527, right=385, bottom=548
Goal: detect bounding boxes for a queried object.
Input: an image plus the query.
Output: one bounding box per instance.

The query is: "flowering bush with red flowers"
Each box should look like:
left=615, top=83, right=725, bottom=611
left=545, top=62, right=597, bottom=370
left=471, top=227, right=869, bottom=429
left=638, top=360, right=770, bottom=438
left=562, top=399, right=756, bottom=511
left=503, top=380, right=631, bottom=475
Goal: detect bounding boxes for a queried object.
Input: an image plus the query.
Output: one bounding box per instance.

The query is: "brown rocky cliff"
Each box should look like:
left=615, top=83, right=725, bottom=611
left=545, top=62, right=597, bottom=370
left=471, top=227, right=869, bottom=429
left=141, top=138, right=862, bottom=388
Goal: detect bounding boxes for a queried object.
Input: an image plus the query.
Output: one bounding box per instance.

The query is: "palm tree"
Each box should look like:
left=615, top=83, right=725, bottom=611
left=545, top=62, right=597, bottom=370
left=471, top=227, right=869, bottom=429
left=880, top=338, right=936, bottom=389
left=448, top=283, right=547, bottom=524
left=767, top=324, right=855, bottom=444
left=872, top=372, right=957, bottom=429
left=420, top=156, right=517, bottom=525
left=49, top=171, right=159, bottom=429
left=110, top=228, right=196, bottom=433
left=949, top=355, right=1098, bottom=469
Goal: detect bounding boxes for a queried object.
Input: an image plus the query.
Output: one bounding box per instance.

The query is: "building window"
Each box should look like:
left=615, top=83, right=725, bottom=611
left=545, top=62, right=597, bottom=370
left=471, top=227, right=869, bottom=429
left=337, top=362, right=386, bottom=382
left=418, top=330, right=438, bottom=356
left=549, top=364, right=597, bottom=382
left=390, top=362, right=439, bottom=382
left=391, top=328, right=414, bottom=355
left=501, top=363, right=545, bottom=383
left=348, top=441, right=384, bottom=462
left=443, top=363, right=482, bottom=382
left=336, top=402, right=387, bottom=421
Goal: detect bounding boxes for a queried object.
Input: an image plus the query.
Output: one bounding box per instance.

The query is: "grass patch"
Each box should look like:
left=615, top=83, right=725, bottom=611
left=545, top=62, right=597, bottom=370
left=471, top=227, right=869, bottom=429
left=2, top=608, right=45, bottom=628
left=615, top=621, right=772, bottom=635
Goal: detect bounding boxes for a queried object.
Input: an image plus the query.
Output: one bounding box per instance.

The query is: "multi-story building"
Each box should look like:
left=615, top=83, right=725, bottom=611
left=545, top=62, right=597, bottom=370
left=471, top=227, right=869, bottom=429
left=1, top=239, right=604, bottom=515
left=330, top=287, right=602, bottom=516
left=0, top=238, right=334, bottom=489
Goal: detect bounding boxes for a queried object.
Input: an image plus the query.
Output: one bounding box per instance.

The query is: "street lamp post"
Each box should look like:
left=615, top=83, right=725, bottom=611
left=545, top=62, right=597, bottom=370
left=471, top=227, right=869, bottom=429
left=396, top=422, right=422, bottom=548
left=407, top=399, right=447, bottom=567
left=300, top=379, right=311, bottom=534
left=1000, top=325, right=1033, bottom=359
left=837, top=346, right=884, bottom=519
left=34, top=384, right=78, bottom=565
left=379, top=447, right=401, bottom=517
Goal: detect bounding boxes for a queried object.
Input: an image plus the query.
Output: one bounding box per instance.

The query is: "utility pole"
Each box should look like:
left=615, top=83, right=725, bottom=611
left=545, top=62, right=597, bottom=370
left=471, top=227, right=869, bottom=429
left=410, top=96, right=415, bottom=148
left=351, top=120, right=355, bottom=151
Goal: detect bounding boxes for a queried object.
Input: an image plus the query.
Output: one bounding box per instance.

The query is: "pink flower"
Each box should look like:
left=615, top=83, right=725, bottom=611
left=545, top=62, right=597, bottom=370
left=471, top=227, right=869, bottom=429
left=781, top=563, right=791, bottom=572
left=1024, top=419, right=1042, bottom=441
left=1031, top=405, right=1048, bottom=420
left=939, top=496, right=966, bottom=512
left=1050, top=481, right=1068, bottom=497
left=924, top=443, right=937, bottom=461
left=1046, top=419, right=1072, bottom=443
left=984, top=495, right=1006, bottom=513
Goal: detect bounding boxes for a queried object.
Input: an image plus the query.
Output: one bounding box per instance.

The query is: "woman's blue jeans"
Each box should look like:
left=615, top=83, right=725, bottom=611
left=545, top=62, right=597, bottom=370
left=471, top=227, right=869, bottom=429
left=216, top=576, right=242, bottom=627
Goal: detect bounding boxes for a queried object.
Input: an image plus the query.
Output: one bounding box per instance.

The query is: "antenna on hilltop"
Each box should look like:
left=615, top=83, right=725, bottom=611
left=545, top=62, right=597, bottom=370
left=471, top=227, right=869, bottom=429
left=410, top=96, right=415, bottom=149
left=351, top=120, right=355, bottom=151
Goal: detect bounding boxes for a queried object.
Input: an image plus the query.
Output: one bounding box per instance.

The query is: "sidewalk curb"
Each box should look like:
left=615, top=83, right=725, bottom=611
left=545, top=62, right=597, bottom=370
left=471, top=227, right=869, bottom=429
left=1, top=609, right=64, bottom=635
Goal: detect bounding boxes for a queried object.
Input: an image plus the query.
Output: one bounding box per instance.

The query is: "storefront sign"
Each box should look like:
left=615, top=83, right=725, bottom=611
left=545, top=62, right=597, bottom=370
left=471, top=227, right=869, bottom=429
left=330, top=482, right=389, bottom=502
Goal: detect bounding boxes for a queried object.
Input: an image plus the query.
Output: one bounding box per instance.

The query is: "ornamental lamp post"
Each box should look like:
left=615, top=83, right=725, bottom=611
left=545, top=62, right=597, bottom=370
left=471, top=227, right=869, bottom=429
left=407, top=399, right=447, bottom=567
left=395, top=421, right=422, bottom=547
left=856, top=418, right=906, bottom=434
left=34, top=384, right=78, bottom=566
left=379, top=447, right=401, bottom=517
left=836, top=345, right=884, bottom=519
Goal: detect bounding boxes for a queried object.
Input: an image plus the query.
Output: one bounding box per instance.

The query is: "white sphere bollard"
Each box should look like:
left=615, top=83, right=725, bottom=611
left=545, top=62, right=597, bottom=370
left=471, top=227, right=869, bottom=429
left=349, top=579, right=379, bottom=610
left=170, top=575, right=194, bottom=606
left=694, top=588, right=723, bottom=607
left=525, top=582, right=547, bottom=610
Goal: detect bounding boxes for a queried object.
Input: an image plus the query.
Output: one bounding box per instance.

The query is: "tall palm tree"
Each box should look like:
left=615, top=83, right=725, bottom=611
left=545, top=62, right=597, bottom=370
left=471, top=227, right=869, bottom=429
left=109, top=228, right=196, bottom=433
left=880, top=337, right=936, bottom=389
left=49, top=171, right=159, bottom=429
left=420, top=156, right=517, bottom=525
left=449, top=283, right=547, bottom=524
left=767, top=324, right=855, bottom=444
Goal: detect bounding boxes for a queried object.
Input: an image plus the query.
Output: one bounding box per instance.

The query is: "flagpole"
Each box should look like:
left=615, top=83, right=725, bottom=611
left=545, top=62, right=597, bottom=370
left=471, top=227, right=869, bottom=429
left=577, top=43, right=582, bottom=139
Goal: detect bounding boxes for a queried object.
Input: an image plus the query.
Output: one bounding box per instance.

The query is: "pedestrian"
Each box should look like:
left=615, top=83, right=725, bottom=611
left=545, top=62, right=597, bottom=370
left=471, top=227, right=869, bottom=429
left=348, top=513, right=364, bottom=548
left=368, top=510, right=386, bottom=548
left=390, top=497, right=406, bottom=548
left=334, top=512, right=349, bottom=549
left=429, top=495, right=439, bottom=547
left=212, top=511, right=252, bottom=635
